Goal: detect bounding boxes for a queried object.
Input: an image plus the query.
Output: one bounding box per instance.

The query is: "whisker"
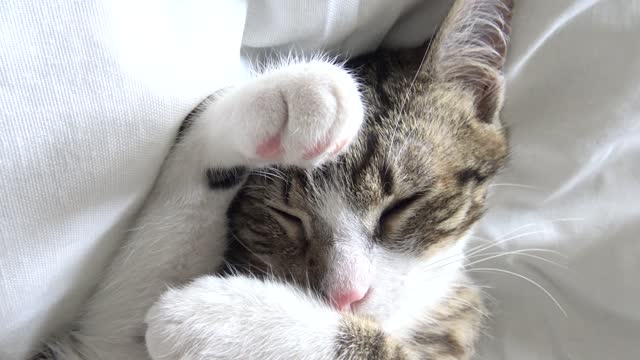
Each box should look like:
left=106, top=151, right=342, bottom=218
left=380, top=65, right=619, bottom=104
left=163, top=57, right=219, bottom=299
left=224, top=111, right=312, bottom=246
left=440, top=295, right=489, bottom=317
left=423, top=230, right=549, bottom=274
left=464, top=250, right=568, bottom=270
left=489, top=183, right=537, bottom=189
left=468, top=267, right=567, bottom=317
left=465, top=230, right=548, bottom=258
left=468, top=248, right=566, bottom=258
left=473, top=222, right=540, bottom=243
left=251, top=169, right=287, bottom=183
left=268, top=167, right=288, bottom=178
left=304, top=269, right=311, bottom=291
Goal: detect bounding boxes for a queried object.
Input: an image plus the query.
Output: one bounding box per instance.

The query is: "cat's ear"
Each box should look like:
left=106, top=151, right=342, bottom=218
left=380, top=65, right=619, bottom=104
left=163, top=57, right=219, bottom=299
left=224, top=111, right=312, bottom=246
left=426, top=0, right=513, bottom=124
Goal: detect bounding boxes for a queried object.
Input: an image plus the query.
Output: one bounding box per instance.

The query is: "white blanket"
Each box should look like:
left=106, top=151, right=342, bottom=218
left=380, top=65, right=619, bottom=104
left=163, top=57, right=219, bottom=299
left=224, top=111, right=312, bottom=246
left=0, top=0, right=637, bottom=359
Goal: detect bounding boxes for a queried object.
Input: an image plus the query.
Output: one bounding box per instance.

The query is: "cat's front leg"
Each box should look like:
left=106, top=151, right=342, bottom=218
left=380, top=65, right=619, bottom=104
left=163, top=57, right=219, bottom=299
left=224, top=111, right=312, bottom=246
left=43, top=60, right=363, bottom=360
left=144, top=280, right=483, bottom=360
left=137, top=61, right=363, bottom=360
left=185, top=60, right=363, bottom=170
left=145, top=275, right=414, bottom=360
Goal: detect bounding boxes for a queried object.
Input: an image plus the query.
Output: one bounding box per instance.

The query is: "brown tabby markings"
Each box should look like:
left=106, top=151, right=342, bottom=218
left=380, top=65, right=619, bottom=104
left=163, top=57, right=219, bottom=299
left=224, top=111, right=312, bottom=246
left=335, top=284, right=484, bottom=360
left=337, top=315, right=408, bottom=360
left=224, top=0, right=513, bottom=358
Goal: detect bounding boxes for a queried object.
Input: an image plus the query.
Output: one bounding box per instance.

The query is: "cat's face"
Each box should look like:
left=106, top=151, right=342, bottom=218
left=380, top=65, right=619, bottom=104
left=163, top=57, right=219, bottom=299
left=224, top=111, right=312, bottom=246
left=225, top=48, right=508, bottom=323
left=226, top=0, right=511, bottom=323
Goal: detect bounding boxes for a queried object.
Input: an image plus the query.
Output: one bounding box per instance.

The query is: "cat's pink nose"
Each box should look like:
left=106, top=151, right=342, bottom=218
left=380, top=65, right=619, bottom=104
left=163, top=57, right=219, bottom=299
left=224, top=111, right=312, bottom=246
left=331, top=287, right=369, bottom=311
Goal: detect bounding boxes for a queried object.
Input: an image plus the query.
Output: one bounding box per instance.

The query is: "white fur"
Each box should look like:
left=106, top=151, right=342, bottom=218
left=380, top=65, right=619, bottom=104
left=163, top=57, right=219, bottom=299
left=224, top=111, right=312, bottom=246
left=145, top=276, right=340, bottom=360
left=380, top=238, right=469, bottom=339
left=42, top=0, right=509, bottom=357
left=46, top=59, right=363, bottom=359
left=306, top=189, right=468, bottom=338
left=46, top=57, right=469, bottom=360
left=195, top=60, right=364, bottom=168
left=318, top=190, right=373, bottom=302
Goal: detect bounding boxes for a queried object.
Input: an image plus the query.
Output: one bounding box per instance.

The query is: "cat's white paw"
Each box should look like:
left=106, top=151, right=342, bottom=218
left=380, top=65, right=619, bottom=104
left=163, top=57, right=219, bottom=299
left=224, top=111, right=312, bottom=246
left=248, top=62, right=363, bottom=168
left=145, top=275, right=339, bottom=360
left=202, top=61, right=363, bottom=169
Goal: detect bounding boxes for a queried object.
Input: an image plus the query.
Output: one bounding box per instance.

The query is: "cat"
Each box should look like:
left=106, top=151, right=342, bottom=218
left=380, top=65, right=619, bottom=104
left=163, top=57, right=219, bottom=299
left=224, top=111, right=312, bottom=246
left=38, top=0, right=513, bottom=359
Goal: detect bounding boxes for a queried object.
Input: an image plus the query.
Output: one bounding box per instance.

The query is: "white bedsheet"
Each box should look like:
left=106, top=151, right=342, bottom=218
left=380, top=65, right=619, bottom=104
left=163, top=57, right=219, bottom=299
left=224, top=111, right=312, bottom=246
left=0, top=0, right=637, bottom=359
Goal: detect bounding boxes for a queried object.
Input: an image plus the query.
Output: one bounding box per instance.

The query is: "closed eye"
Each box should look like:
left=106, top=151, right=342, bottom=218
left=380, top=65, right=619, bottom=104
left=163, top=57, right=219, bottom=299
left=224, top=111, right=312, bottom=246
left=265, top=204, right=306, bottom=240
left=378, top=192, right=424, bottom=233
left=266, top=204, right=302, bottom=224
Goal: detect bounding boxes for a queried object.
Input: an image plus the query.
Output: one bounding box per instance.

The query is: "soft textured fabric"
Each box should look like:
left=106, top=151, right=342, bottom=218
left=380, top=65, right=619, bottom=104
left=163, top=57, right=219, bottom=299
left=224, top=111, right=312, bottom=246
left=475, top=1, right=640, bottom=358
left=0, top=1, right=249, bottom=357
left=0, top=0, right=637, bottom=359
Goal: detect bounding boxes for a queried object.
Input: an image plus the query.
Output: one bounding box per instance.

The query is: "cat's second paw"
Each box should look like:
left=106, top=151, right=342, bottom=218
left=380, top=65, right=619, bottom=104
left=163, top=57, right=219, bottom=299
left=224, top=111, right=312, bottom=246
left=145, top=275, right=341, bottom=360
left=226, top=61, right=363, bottom=168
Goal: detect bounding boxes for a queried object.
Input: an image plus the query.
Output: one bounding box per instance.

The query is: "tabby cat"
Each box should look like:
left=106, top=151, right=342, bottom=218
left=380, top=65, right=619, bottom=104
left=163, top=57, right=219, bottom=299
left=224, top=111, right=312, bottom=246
left=40, top=0, right=513, bottom=358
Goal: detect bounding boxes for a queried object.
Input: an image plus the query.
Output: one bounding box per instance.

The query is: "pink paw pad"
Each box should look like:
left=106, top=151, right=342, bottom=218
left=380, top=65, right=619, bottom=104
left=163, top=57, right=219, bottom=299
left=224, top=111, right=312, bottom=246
left=303, top=138, right=332, bottom=160
left=256, top=134, right=283, bottom=159
left=330, top=138, right=349, bottom=156
left=303, top=138, right=350, bottom=160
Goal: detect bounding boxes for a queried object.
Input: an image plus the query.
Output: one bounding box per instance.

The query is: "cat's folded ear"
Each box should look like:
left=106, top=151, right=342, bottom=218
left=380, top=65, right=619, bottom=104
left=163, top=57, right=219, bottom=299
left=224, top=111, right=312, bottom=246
left=426, top=0, right=513, bottom=124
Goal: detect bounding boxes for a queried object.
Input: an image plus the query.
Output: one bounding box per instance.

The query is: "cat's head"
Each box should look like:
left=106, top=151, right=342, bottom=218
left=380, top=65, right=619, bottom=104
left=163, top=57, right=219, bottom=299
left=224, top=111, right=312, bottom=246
left=226, top=0, right=512, bottom=323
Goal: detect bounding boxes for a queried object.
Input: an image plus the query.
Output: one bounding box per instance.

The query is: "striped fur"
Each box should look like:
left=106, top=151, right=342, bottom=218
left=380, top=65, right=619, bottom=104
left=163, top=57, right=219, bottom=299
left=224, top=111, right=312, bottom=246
left=224, top=0, right=513, bottom=358
left=36, top=1, right=513, bottom=359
